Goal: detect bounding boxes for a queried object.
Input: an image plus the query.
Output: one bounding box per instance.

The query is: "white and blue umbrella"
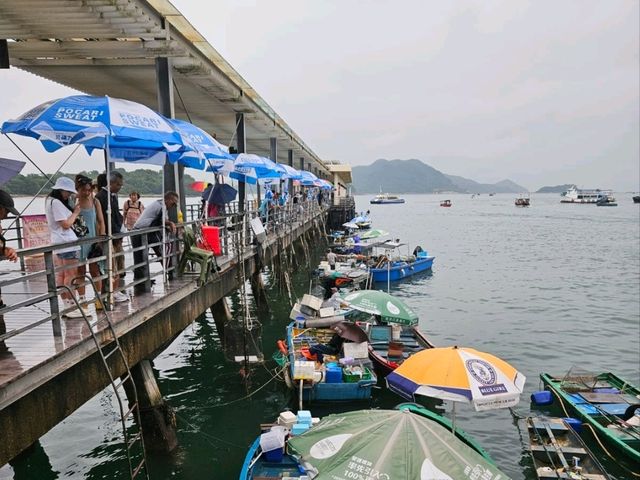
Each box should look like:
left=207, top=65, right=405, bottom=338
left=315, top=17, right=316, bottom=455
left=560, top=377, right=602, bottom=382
left=221, top=153, right=283, bottom=184
left=299, top=170, right=318, bottom=186
left=1, top=95, right=186, bottom=156
left=167, top=118, right=232, bottom=171
left=276, top=163, right=303, bottom=180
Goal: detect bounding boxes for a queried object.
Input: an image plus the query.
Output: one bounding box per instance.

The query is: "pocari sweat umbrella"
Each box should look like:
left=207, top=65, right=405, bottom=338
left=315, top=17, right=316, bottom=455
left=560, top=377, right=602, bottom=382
left=340, top=289, right=419, bottom=325
left=287, top=409, right=510, bottom=480
left=167, top=118, right=232, bottom=170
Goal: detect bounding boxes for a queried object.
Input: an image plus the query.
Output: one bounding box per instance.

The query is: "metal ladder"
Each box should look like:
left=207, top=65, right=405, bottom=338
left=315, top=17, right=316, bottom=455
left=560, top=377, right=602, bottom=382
left=59, top=276, right=150, bottom=480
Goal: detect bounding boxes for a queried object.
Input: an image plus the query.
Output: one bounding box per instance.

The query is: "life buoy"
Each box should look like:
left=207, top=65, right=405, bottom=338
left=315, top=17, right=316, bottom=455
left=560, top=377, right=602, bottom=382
left=277, top=339, right=288, bottom=355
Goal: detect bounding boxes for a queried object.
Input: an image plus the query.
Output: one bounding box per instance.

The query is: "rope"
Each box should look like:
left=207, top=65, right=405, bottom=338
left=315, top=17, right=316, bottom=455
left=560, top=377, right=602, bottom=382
left=548, top=387, right=640, bottom=477
left=175, top=413, right=245, bottom=449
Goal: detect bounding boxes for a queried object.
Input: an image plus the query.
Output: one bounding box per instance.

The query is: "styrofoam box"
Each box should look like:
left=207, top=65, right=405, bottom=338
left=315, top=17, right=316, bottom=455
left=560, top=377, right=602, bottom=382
left=319, top=307, right=335, bottom=318
left=260, top=430, right=285, bottom=452
left=343, top=341, right=369, bottom=359
left=301, top=294, right=323, bottom=311
left=293, top=361, right=316, bottom=380
left=278, top=411, right=297, bottom=428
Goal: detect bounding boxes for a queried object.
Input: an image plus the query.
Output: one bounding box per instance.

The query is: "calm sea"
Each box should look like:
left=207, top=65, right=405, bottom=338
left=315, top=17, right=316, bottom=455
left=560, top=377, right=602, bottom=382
left=1, top=193, right=639, bottom=479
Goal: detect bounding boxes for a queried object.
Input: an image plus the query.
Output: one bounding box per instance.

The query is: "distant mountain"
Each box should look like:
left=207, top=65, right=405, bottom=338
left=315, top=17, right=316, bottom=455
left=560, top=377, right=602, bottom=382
left=351, top=158, right=527, bottom=194
left=536, top=184, right=574, bottom=193
left=352, top=159, right=464, bottom=194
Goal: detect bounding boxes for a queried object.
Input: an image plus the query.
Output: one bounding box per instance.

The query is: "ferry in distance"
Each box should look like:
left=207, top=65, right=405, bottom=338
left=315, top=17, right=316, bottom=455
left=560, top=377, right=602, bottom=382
left=561, top=186, right=612, bottom=204
left=370, top=193, right=405, bottom=204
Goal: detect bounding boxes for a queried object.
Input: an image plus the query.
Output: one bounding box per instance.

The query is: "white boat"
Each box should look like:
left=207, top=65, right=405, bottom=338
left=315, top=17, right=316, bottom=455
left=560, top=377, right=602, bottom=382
left=370, top=193, right=405, bottom=204
left=560, top=186, right=611, bottom=204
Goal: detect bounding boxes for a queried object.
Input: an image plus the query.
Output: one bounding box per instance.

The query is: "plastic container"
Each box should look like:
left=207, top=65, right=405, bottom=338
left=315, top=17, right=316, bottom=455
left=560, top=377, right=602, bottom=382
left=391, top=324, right=402, bottom=341
left=343, top=341, right=369, bottom=359
left=293, top=361, right=316, bottom=380
left=201, top=225, right=222, bottom=256
left=260, top=429, right=285, bottom=452
left=292, top=423, right=310, bottom=435
left=297, top=410, right=312, bottom=425
left=563, top=417, right=582, bottom=433
left=278, top=411, right=297, bottom=429
left=295, top=315, right=306, bottom=328
left=325, top=365, right=343, bottom=383
left=531, top=390, right=553, bottom=406
left=263, top=447, right=284, bottom=462
left=343, top=367, right=372, bottom=383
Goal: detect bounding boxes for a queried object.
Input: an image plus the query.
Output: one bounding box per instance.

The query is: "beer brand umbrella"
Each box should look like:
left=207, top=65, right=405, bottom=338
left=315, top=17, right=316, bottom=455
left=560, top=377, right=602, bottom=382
left=340, top=290, right=419, bottom=325
left=386, top=346, right=526, bottom=412
left=287, top=409, right=510, bottom=480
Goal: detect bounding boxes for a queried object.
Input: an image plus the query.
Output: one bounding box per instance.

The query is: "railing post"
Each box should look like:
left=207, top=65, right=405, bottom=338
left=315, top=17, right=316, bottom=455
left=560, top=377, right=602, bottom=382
left=44, top=250, right=61, bottom=336
left=14, top=216, right=25, bottom=272
left=141, top=233, right=151, bottom=292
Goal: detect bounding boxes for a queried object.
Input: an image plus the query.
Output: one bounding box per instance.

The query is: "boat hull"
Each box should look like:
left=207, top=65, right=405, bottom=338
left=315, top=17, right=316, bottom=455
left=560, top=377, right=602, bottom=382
left=368, top=325, right=436, bottom=377
left=370, top=256, right=434, bottom=283
left=370, top=199, right=405, bottom=204
left=540, top=372, right=640, bottom=465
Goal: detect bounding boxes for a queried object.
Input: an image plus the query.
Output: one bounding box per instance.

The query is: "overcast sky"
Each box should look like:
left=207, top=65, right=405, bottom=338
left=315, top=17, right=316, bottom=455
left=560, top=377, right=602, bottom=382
left=0, top=0, right=638, bottom=191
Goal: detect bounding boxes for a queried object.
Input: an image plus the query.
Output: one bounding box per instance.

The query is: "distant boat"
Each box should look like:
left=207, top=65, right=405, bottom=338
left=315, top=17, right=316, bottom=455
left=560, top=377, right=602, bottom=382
left=489, top=192, right=495, bottom=196
left=561, top=186, right=611, bottom=204
left=515, top=194, right=530, bottom=207
left=633, top=195, right=640, bottom=204
left=440, top=199, right=452, bottom=207
left=370, top=193, right=405, bottom=204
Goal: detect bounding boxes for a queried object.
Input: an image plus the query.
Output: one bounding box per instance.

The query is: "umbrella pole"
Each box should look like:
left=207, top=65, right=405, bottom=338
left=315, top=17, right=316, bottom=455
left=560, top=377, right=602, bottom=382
left=162, top=165, right=167, bottom=285
left=387, top=254, right=390, bottom=294
left=105, top=141, right=114, bottom=307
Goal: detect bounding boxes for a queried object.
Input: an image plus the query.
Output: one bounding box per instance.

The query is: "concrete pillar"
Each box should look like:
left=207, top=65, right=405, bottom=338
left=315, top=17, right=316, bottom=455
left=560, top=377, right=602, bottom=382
left=0, top=40, right=10, bottom=69
left=287, top=149, right=294, bottom=194
left=156, top=56, right=183, bottom=222
left=270, top=137, right=278, bottom=192
left=236, top=113, right=246, bottom=212
left=210, top=297, right=232, bottom=341
left=250, top=272, right=269, bottom=310
left=125, top=360, right=178, bottom=453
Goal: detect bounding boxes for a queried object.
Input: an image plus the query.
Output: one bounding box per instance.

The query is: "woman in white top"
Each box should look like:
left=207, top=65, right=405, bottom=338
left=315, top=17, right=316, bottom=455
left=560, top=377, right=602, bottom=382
left=45, top=177, right=83, bottom=318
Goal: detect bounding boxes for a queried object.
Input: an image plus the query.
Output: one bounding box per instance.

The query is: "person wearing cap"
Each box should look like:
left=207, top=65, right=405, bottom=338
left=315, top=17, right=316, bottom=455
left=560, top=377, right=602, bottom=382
left=0, top=189, right=19, bottom=352
left=45, top=177, right=84, bottom=318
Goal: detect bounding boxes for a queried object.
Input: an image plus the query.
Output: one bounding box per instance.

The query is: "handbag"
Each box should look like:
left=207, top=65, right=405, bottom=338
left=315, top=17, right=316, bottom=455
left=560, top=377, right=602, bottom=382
left=71, top=214, right=89, bottom=238
left=87, top=243, right=103, bottom=259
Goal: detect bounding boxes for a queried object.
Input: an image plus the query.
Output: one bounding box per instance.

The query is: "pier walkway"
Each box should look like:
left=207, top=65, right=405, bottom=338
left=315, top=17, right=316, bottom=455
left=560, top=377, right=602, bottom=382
left=0, top=199, right=328, bottom=466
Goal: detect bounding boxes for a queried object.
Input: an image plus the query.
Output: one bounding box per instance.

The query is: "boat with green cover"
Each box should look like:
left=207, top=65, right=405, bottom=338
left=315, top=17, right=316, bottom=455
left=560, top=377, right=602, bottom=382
left=540, top=371, right=640, bottom=465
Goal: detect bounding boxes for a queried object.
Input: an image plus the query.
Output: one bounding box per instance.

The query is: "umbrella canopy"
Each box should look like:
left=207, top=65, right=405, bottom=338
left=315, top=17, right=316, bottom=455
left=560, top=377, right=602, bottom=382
left=331, top=321, right=369, bottom=343
left=277, top=163, right=303, bottom=180
left=359, top=228, right=388, bottom=240
left=220, top=153, right=282, bottom=184
left=207, top=182, right=237, bottom=204
left=190, top=181, right=208, bottom=193
left=340, top=290, right=419, bottom=325
left=287, top=409, right=509, bottom=480
left=386, top=346, right=526, bottom=411
left=167, top=118, right=232, bottom=170
left=341, top=222, right=359, bottom=230
left=0, top=158, right=26, bottom=186
left=1, top=95, right=186, bottom=158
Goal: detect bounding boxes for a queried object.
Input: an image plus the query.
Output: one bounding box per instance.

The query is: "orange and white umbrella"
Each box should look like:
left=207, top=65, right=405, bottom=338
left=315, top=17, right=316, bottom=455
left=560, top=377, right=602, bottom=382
left=386, top=346, right=526, bottom=412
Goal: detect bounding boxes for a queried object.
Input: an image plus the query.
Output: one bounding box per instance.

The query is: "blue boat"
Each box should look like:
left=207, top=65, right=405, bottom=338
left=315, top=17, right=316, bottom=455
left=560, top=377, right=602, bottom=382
left=284, top=323, right=377, bottom=402
left=370, top=252, right=435, bottom=282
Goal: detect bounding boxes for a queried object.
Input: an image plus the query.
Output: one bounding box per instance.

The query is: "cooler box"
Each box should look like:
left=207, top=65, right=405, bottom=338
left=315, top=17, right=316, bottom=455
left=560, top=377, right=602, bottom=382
left=325, top=365, right=343, bottom=383
left=201, top=226, right=222, bottom=256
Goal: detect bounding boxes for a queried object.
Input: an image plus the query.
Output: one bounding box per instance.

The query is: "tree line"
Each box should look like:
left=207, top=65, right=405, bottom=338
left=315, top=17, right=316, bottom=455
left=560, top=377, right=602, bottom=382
left=3, top=169, right=201, bottom=197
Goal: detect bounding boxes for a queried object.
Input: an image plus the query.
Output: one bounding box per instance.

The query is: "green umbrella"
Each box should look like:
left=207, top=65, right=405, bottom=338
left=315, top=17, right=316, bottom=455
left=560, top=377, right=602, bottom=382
left=359, top=228, right=388, bottom=240
left=340, top=290, right=419, bottom=325
left=288, top=409, right=510, bottom=480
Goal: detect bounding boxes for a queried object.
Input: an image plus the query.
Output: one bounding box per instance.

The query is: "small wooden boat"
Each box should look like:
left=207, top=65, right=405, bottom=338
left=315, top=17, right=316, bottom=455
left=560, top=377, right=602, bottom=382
left=527, top=416, right=611, bottom=480
left=515, top=195, right=530, bottom=207
left=540, top=371, right=640, bottom=465
left=284, top=323, right=377, bottom=402
left=366, top=323, right=436, bottom=377
left=440, top=199, right=452, bottom=207
left=634, top=195, right=640, bottom=204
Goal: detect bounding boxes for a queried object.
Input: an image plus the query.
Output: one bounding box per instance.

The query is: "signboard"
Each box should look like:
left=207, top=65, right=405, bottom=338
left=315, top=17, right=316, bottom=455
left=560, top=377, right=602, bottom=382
left=21, top=214, right=49, bottom=271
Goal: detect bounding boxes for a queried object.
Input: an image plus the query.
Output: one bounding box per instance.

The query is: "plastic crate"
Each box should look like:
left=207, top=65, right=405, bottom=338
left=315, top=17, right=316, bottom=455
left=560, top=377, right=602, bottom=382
left=343, top=367, right=372, bottom=383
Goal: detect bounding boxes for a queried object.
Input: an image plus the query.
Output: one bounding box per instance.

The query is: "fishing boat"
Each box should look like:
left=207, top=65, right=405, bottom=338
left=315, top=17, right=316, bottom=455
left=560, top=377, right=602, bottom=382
left=526, top=416, right=611, bottom=480
left=634, top=195, right=640, bottom=204
left=440, top=199, right=452, bottom=207
left=370, top=193, right=405, bottom=204
left=366, top=323, right=436, bottom=377
left=369, top=241, right=435, bottom=283
left=596, top=195, right=617, bottom=206
left=539, top=371, right=640, bottom=465
left=515, top=195, right=530, bottom=207
left=283, top=322, right=377, bottom=402
left=561, top=187, right=612, bottom=204
left=239, top=404, right=505, bottom=480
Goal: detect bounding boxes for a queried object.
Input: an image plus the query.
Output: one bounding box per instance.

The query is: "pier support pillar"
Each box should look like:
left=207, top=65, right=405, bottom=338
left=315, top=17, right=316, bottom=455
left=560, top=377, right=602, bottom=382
left=125, top=360, right=177, bottom=454
left=250, top=272, right=269, bottom=310
left=210, top=297, right=232, bottom=340
left=236, top=113, right=246, bottom=212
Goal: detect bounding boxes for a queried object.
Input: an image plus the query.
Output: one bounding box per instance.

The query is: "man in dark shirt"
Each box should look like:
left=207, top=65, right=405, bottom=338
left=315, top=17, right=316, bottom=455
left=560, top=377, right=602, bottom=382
left=0, top=189, right=19, bottom=352
left=95, top=171, right=128, bottom=303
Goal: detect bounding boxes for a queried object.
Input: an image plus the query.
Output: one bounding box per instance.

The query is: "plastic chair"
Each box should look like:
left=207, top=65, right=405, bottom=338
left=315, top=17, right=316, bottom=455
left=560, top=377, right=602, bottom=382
left=178, top=227, right=214, bottom=284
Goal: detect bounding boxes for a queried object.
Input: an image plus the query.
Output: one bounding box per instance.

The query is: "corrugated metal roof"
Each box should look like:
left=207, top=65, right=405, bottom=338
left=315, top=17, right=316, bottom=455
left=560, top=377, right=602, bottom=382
left=0, top=0, right=334, bottom=176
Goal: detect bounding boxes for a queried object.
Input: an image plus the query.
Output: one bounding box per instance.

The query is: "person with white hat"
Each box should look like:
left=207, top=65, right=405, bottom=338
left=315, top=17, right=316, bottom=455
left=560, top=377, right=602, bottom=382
left=45, top=177, right=84, bottom=318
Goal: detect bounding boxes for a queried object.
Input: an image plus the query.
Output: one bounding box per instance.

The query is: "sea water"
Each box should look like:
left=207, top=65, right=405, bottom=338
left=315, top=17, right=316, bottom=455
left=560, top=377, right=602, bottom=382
left=1, top=193, right=638, bottom=479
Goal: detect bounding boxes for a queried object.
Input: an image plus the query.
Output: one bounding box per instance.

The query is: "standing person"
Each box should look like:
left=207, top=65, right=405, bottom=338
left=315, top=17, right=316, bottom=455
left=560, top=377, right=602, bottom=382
left=131, top=191, right=178, bottom=288
left=44, top=177, right=84, bottom=318
left=123, top=191, right=144, bottom=231
left=326, top=248, right=337, bottom=270
left=200, top=183, right=213, bottom=218
left=95, top=171, right=129, bottom=303
left=75, top=175, right=106, bottom=311
left=0, top=190, right=20, bottom=352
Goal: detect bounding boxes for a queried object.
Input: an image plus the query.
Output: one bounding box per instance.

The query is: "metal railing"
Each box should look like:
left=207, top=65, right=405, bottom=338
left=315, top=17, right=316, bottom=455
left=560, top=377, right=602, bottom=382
left=0, top=196, right=328, bottom=346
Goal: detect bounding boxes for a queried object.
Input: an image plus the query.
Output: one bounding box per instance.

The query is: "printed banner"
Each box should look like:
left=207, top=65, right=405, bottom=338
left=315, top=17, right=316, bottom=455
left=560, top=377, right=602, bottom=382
left=21, top=214, right=49, bottom=271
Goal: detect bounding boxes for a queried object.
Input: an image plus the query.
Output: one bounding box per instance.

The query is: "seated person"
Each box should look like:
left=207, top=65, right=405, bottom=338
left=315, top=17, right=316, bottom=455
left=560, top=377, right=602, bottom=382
left=309, top=333, right=345, bottom=363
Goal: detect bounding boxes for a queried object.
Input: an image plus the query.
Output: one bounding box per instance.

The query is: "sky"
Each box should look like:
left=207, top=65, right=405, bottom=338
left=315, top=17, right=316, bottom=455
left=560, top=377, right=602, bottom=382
left=0, top=0, right=638, bottom=191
